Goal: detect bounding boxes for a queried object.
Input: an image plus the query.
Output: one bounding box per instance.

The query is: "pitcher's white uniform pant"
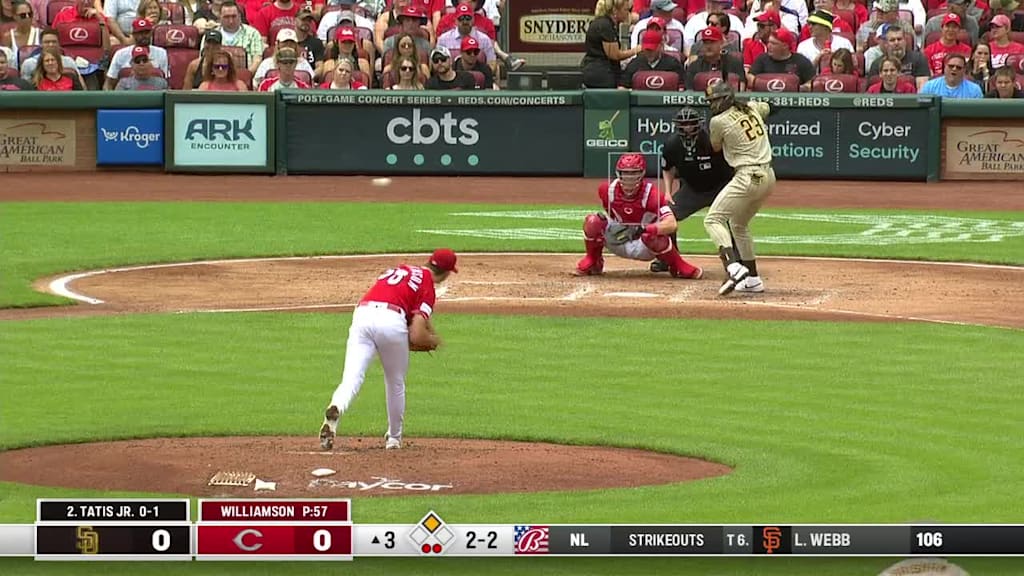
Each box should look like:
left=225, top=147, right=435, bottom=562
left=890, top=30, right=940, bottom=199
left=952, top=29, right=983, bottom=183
left=329, top=303, right=409, bottom=441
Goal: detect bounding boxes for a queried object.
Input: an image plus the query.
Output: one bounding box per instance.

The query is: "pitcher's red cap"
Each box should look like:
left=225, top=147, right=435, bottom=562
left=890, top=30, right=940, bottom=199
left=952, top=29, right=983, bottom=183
left=429, top=249, right=458, bottom=273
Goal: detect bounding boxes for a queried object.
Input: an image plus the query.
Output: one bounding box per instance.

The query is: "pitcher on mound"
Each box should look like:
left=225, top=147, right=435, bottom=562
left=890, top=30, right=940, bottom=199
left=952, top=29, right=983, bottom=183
left=574, top=153, right=703, bottom=279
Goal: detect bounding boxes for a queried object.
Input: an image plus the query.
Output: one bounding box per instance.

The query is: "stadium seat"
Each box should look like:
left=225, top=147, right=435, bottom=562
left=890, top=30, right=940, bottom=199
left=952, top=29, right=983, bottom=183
left=160, top=2, right=186, bottom=25
left=692, top=71, right=742, bottom=91
left=18, top=44, right=39, bottom=70
left=467, top=69, right=486, bottom=88
left=666, top=29, right=683, bottom=51
left=264, top=68, right=313, bottom=85
left=153, top=25, right=199, bottom=89
left=46, top=0, right=74, bottom=26
left=751, top=72, right=800, bottom=92
left=811, top=73, right=861, bottom=93
left=56, top=21, right=104, bottom=65
left=631, top=70, right=680, bottom=91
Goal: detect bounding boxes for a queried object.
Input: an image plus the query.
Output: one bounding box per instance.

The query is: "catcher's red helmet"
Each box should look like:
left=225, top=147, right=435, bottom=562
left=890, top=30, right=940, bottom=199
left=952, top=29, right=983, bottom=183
left=615, top=153, right=646, bottom=197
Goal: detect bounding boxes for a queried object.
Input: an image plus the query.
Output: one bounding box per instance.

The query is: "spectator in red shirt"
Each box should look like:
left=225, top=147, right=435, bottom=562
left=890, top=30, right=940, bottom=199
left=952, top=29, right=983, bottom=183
left=436, top=0, right=524, bottom=70
left=52, top=0, right=112, bottom=48
left=924, top=13, right=972, bottom=76
left=253, top=0, right=301, bottom=40
left=743, top=10, right=779, bottom=72
left=866, top=56, right=916, bottom=92
left=988, top=14, right=1024, bottom=68
left=257, top=46, right=311, bottom=90
left=32, top=47, right=83, bottom=90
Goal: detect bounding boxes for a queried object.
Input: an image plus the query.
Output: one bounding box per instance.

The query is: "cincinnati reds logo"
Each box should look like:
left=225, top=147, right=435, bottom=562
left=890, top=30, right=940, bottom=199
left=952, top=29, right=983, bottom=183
left=69, top=26, right=89, bottom=42
left=644, top=75, right=665, bottom=90
left=765, top=78, right=786, bottom=92
left=166, top=28, right=186, bottom=45
left=824, top=78, right=845, bottom=93
left=232, top=529, right=263, bottom=552
left=623, top=207, right=634, bottom=215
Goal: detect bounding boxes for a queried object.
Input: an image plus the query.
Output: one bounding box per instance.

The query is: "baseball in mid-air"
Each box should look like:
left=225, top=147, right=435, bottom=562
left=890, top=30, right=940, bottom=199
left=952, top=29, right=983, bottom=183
left=372, top=178, right=393, bottom=187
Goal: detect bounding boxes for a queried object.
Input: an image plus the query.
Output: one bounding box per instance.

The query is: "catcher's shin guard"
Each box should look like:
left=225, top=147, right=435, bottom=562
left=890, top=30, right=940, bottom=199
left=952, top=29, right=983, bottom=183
left=643, top=232, right=702, bottom=279
left=576, top=213, right=607, bottom=275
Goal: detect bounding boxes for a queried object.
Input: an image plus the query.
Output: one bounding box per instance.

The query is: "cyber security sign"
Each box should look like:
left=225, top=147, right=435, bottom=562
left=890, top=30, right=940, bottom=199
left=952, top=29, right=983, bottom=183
left=172, top=103, right=267, bottom=167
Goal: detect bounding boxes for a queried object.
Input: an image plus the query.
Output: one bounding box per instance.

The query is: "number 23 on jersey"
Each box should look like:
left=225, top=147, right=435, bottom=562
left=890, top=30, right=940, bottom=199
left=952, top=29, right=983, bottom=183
left=740, top=117, right=765, bottom=142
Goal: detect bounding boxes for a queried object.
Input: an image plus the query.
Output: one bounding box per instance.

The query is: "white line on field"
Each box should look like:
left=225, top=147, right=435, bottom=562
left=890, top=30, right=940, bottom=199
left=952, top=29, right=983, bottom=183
left=562, top=283, right=595, bottom=301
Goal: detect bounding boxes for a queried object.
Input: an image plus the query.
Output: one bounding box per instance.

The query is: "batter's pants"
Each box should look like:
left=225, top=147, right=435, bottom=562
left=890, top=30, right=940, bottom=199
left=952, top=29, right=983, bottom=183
left=703, top=165, right=776, bottom=260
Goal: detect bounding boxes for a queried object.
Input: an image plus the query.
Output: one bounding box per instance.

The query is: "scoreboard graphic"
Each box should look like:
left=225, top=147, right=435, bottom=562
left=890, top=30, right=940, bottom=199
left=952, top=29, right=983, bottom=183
left=5, top=498, right=1024, bottom=560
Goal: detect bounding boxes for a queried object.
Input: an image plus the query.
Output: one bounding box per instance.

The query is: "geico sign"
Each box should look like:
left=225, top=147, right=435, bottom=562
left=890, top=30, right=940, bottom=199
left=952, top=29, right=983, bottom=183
left=585, top=139, right=629, bottom=148
left=386, top=109, right=479, bottom=145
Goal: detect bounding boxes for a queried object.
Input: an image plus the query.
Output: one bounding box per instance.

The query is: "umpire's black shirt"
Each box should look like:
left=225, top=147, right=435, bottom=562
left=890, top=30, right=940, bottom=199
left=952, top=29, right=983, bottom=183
left=660, top=131, right=734, bottom=194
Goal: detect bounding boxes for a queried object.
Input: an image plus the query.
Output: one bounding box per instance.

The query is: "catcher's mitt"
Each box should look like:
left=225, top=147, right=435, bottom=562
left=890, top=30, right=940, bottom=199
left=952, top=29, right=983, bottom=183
left=605, top=222, right=642, bottom=246
left=409, top=340, right=437, bottom=353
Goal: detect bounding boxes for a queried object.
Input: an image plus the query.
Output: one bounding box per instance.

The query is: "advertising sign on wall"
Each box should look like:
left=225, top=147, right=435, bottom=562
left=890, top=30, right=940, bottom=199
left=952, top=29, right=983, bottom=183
left=172, top=103, right=268, bottom=167
left=0, top=119, right=76, bottom=166
left=629, top=94, right=933, bottom=180
left=282, top=93, right=582, bottom=175
left=96, top=109, right=164, bottom=165
left=507, top=0, right=596, bottom=53
left=943, top=123, right=1024, bottom=180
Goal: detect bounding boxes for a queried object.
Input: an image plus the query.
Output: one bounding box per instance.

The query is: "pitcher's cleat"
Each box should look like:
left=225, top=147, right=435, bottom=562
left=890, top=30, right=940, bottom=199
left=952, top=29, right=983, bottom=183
left=320, top=405, right=340, bottom=450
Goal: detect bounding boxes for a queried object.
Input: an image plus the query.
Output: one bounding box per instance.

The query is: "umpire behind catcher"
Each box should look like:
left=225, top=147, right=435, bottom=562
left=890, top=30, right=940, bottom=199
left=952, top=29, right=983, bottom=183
left=651, top=107, right=735, bottom=273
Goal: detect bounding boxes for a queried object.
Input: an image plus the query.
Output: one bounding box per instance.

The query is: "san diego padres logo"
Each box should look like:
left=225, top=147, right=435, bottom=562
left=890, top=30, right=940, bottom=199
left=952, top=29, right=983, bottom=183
left=644, top=75, right=665, bottom=90
left=69, top=26, right=89, bottom=42
left=765, top=78, right=786, bottom=92
left=165, top=28, right=186, bottom=45
left=824, top=78, right=845, bottom=93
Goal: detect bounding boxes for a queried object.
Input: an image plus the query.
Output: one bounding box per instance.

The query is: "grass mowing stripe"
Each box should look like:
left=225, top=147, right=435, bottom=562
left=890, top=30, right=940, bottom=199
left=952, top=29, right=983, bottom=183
left=1, top=203, right=1022, bottom=307
left=1, top=313, right=1021, bottom=530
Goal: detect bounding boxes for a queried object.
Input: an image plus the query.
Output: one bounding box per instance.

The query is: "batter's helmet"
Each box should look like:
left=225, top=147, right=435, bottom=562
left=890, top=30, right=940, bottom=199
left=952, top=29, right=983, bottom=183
left=615, top=153, right=646, bottom=196
left=705, top=81, right=735, bottom=116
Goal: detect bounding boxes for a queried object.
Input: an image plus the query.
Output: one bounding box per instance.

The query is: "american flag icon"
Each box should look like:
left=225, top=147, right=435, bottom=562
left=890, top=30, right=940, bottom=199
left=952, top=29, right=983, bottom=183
left=513, top=525, right=550, bottom=554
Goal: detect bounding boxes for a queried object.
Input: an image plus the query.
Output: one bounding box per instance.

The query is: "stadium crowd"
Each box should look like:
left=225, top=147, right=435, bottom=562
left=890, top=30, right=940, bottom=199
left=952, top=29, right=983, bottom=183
left=0, top=0, right=1020, bottom=96
left=581, top=0, right=1024, bottom=97
left=0, top=0, right=523, bottom=90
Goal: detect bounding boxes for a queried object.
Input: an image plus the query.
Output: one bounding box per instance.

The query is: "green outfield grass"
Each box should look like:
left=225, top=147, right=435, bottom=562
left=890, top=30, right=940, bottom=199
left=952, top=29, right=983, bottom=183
left=1, top=202, right=1022, bottom=307
left=1, top=200, right=1022, bottom=575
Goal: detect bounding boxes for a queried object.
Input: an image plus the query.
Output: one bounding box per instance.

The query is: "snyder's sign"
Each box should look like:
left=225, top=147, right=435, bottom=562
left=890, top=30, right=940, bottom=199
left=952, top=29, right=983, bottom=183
left=0, top=119, right=76, bottom=166
left=509, top=0, right=595, bottom=52
left=309, top=476, right=453, bottom=492
left=519, top=14, right=594, bottom=45
left=944, top=125, right=1024, bottom=177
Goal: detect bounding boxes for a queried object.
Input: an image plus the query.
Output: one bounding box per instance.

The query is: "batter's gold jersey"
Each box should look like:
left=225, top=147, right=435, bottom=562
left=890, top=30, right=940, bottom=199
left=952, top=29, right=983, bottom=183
left=709, top=101, right=773, bottom=168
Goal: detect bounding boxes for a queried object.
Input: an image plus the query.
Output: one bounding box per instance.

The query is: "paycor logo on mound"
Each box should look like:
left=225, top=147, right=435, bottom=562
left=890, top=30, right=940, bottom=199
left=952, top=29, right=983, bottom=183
left=386, top=109, right=479, bottom=145
left=173, top=103, right=267, bottom=166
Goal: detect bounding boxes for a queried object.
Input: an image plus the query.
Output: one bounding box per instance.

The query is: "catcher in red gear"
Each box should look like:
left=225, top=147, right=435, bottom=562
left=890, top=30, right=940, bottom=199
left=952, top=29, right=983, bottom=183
left=575, top=153, right=703, bottom=279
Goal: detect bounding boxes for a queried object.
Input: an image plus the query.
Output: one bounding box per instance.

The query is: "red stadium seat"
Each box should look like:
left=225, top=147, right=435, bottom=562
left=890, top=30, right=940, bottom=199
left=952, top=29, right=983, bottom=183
left=154, top=25, right=199, bottom=90
left=56, top=21, right=104, bottom=64
left=467, top=69, right=486, bottom=88
left=268, top=18, right=298, bottom=44
left=924, top=30, right=972, bottom=47
left=692, top=71, right=741, bottom=91
left=631, top=70, right=680, bottom=91
left=220, top=45, right=248, bottom=69
left=811, top=73, right=861, bottom=93
left=160, top=2, right=186, bottom=25
left=666, top=29, right=684, bottom=51
left=46, top=0, right=74, bottom=26
left=751, top=72, right=800, bottom=92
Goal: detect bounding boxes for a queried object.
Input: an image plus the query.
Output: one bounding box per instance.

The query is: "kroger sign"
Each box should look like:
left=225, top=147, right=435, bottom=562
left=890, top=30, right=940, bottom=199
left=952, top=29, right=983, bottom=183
left=95, top=109, right=164, bottom=165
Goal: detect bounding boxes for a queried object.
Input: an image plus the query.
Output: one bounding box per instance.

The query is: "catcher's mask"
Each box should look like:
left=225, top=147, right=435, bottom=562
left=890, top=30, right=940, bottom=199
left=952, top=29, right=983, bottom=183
left=615, top=153, right=646, bottom=197
left=674, top=107, right=703, bottom=145
left=705, top=81, right=735, bottom=116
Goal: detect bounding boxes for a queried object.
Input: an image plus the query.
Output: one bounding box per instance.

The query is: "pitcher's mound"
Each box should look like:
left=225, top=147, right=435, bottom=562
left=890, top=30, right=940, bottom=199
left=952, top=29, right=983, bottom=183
left=0, top=437, right=731, bottom=497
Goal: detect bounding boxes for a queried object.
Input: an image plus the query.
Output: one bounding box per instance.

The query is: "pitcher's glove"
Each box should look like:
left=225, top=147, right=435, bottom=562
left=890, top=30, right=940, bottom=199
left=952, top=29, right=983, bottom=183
left=409, top=339, right=437, bottom=353
left=606, top=222, right=642, bottom=246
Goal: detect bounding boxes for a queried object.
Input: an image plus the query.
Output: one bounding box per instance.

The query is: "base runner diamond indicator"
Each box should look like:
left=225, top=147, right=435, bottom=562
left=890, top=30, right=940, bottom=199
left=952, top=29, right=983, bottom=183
left=409, top=511, right=454, bottom=555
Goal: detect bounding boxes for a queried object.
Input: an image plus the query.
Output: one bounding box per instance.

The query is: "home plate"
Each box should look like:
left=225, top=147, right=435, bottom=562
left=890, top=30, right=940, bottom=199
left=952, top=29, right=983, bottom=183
left=604, top=291, right=660, bottom=298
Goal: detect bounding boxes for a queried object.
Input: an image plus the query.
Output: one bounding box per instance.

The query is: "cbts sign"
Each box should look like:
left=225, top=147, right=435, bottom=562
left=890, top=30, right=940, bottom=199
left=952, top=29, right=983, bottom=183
left=284, top=103, right=582, bottom=175
left=630, top=101, right=931, bottom=180
left=96, top=109, right=163, bottom=165
left=167, top=99, right=273, bottom=172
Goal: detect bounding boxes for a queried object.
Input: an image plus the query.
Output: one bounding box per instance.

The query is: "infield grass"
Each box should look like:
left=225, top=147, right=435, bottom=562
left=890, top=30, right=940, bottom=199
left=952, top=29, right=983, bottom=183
left=2, top=202, right=1022, bottom=307
left=1, top=200, right=1023, bottom=576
